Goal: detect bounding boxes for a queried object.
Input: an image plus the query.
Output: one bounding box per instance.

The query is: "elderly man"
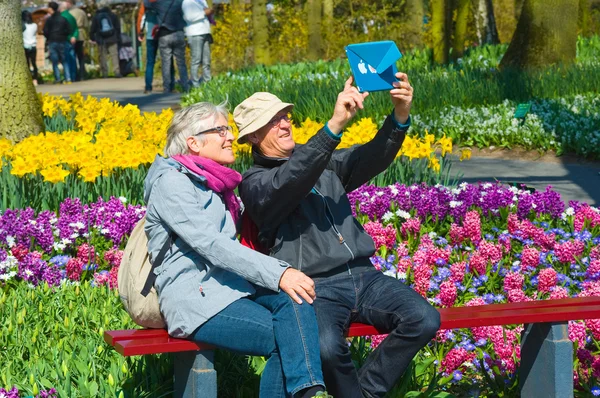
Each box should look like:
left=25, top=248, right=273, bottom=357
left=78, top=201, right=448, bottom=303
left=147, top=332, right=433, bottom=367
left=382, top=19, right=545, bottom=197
left=235, top=74, right=441, bottom=398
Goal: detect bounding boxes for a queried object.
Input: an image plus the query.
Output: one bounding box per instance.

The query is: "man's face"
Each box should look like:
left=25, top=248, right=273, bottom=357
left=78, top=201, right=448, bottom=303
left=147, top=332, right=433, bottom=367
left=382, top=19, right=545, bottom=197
left=251, top=110, right=295, bottom=158
left=58, top=2, right=67, bottom=11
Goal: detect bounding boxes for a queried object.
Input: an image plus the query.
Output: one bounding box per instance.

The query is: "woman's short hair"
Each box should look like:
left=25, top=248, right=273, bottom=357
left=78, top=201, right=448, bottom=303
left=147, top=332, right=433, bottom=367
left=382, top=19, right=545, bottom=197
left=164, top=101, right=229, bottom=157
left=22, top=10, right=33, bottom=24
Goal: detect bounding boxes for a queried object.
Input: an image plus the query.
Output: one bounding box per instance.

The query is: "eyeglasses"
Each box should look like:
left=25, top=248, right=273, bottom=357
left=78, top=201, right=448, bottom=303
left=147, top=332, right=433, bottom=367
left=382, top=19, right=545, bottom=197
left=268, top=113, right=291, bottom=127
left=195, top=125, right=233, bottom=137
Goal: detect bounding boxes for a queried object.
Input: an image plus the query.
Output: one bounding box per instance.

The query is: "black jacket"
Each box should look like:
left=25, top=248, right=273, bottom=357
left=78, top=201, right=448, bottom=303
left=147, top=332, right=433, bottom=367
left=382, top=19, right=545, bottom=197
left=239, top=115, right=408, bottom=276
left=43, top=13, right=72, bottom=43
left=90, top=8, right=121, bottom=44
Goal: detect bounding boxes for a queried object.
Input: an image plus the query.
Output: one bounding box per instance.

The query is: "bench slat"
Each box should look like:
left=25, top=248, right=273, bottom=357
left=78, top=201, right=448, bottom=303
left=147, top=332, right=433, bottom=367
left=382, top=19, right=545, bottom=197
left=104, top=329, right=169, bottom=346
left=347, top=304, right=600, bottom=336
left=105, top=298, right=600, bottom=355
left=115, top=337, right=213, bottom=356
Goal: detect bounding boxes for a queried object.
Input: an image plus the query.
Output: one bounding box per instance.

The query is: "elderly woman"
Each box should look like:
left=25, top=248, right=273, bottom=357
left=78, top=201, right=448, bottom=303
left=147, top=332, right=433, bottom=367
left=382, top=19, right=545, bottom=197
left=143, top=102, right=326, bottom=398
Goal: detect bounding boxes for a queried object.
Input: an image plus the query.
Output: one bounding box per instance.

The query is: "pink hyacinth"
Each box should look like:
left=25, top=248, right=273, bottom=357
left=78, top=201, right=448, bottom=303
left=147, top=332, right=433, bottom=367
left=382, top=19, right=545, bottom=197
left=521, top=246, right=540, bottom=270
left=537, top=268, right=557, bottom=293
left=574, top=205, right=600, bottom=232
left=413, top=262, right=432, bottom=297
left=587, top=318, right=600, bottom=339
left=569, top=321, right=587, bottom=347
left=65, top=257, right=84, bottom=281
left=77, top=243, right=96, bottom=262
left=587, top=259, right=600, bottom=280
left=108, top=265, right=119, bottom=288
left=396, top=243, right=409, bottom=258
left=438, top=280, right=457, bottom=307
left=400, top=218, right=421, bottom=238
left=507, top=213, right=520, bottom=234
left=449, top=223, right=465, bottom=245
left=590, top=246, right=600, bottom=261
left=498, top=234, right=511, bottom=253
left=466, top=297, right=486, bottom=307
left=370, top=334, right=388, bottom=349
left=554, top=240, right=585, bottom=264
left=104, top=248, right=124, bottom=268
left=463, top=211, right=481, bottom=245
left=504, top=272, right=524, bottom=291
left=441, top=347, right=476, bottom=374
left=479, top=240, right=503, bottom=264
left=397, top=258, right=411, bottom=274
left=363, top=222, right=397, bottom=250
left=580, top=281, right=600, bottom=298
left=450, top=261, right=466, bottom=283
left=550, top=286, right=569, bottom=299
left=507, top=289, right=532, bottom=303
left=470, top=252, right=487, bottom=275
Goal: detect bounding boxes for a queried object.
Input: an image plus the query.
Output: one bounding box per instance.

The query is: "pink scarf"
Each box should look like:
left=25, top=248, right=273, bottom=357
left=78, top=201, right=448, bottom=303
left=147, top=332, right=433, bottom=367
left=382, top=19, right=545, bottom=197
left=172, top=154, right=242, bottom=226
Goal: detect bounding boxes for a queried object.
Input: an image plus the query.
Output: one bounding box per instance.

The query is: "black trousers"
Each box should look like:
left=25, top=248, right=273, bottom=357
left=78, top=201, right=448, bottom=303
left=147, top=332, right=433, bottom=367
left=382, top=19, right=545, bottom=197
left=74, top=41, right=86, bottom=81
left=24, top=47, right=38, bottom=81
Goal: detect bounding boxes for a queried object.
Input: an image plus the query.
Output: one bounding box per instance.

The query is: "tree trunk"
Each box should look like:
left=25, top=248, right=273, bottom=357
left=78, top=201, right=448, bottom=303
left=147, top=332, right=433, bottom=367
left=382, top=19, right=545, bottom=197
left=474, top=0, right=500, bottom=45
left=579, top=0, right=591, bottom=35
left=431, top=0, right=451, bottom=64
left=306, top=0, right=323, bottom=61
left=0, top=0, right=43, bottom=141
left=452, top=0, right=471, bottom=59
left=500, top=0, right=579, bottom=69
left=403, top=0, right=424, bottom=48
left=252, top=0, right=270, bottom=65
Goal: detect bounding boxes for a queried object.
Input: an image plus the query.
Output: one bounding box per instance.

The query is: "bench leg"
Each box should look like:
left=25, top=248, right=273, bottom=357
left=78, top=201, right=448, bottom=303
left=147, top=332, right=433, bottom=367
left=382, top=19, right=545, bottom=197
left=173, top=350, right=217, bottom=398
left=519, top=322, right=573, bottom=398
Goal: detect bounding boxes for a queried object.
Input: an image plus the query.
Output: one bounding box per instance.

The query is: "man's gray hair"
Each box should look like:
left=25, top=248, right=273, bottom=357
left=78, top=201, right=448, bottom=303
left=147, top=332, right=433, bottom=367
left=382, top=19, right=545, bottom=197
left=164, top=101, right=229, bottom=157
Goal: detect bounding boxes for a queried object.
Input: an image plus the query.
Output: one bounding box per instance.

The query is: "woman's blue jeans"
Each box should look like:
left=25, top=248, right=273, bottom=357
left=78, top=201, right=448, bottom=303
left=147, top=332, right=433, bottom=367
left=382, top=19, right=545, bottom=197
left=189, top=289, right=324, bottom=397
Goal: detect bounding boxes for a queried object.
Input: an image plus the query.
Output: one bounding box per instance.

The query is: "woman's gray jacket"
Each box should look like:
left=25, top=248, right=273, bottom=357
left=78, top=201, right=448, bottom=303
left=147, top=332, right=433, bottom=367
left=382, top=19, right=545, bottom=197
left=143, top=155, right=289, bottom=338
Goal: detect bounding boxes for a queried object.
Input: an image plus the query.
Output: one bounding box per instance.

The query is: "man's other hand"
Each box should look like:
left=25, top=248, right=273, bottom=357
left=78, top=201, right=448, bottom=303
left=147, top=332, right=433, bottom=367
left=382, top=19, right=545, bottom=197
left=390, top=72, right=413, bottom=124
left=279, top=268, right=316, bottom=304
left=327, top=76, right=369, bottom=134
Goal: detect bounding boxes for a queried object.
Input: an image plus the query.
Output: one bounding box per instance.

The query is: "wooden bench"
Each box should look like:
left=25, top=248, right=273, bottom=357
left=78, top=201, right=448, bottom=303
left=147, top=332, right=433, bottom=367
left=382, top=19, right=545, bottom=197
left=105, top=296, right=600, bottom=398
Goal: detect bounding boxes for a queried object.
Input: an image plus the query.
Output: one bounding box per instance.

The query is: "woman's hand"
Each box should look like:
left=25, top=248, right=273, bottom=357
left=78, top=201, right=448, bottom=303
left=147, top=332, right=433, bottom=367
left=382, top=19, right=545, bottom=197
left=279, top=268, right=316, bottom=304
left=327, top=76, right=369, bottom=135
left=390, top=72, right=413, bottom=124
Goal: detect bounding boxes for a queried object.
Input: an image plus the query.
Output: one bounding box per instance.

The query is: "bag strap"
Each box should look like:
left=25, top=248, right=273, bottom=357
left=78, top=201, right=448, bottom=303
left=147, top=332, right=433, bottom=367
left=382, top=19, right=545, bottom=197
left=155, top=0, right=177, bottom=30
left=141, top=233, right=174, bottom=297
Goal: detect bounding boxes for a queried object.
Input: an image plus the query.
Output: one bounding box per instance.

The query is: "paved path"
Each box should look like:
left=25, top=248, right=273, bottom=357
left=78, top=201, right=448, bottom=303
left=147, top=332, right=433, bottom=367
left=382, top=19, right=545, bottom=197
left=36, top=78, right=600, bottom=206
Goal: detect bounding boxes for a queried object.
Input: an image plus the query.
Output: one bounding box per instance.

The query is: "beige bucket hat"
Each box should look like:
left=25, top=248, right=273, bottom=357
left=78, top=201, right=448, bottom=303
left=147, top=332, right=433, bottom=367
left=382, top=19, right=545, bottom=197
left=233, top=92, right=294, bottom=144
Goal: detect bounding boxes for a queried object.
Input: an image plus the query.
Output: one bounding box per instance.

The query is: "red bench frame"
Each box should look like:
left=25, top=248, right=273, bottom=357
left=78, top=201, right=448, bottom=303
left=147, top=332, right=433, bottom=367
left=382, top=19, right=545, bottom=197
left=105, top=296, right=600, bottom=356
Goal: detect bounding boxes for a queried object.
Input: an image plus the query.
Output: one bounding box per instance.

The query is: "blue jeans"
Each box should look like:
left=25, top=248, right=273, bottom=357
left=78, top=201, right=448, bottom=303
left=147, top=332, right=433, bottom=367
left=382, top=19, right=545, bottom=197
left=189, top=290, right=324, bottom=397
left=188, top=34, right=211, bottom=87
left=65, top=41, right=77, bottom=82
left=48, top=42, right=68, bottom=82
left=145, top=38, right=174, bottom=91
left=157, top=30, right=188, bottom=92
left=313, top=267, right=441, bottom=398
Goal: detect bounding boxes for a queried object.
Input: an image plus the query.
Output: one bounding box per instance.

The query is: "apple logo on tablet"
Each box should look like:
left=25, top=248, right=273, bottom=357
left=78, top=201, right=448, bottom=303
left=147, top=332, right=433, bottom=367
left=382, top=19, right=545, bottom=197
left=358, top=61, right=368, bottom=74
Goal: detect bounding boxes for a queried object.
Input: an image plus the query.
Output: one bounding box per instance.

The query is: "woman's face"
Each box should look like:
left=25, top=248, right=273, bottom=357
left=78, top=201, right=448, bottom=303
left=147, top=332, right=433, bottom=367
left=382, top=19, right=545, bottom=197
left=188, top=114, right=236, bottom=165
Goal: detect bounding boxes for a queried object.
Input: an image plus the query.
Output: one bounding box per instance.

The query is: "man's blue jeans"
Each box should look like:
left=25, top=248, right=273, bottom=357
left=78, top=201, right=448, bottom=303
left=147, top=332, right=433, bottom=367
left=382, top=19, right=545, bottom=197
left=189, top=290, right=324, bottom=397
left=65, top=41, right=77, bottom=82
left=313, top=267, right=441, bottom=398
left=145, top=38, right=174, bottom=92
left=48, top=42, right=69, bottom=82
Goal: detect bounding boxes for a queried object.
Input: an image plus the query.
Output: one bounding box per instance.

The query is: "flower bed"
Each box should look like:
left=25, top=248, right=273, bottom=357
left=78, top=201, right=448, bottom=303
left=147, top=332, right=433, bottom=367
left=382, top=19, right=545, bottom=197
left=0, top=95, right=465, bottom=212
left=2, top=183, right=600, bottom=396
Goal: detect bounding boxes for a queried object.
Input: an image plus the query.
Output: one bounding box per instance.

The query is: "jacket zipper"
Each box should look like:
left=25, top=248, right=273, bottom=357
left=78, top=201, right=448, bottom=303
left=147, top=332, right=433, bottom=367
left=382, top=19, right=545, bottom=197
left=313, top=187, right=356, bottom=264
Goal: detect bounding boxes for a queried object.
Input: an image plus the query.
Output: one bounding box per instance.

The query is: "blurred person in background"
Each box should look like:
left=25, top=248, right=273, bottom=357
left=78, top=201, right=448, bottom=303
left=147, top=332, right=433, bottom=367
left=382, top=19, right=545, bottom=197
left=58, top=1, right=78, bottom=83
left=182, top=0, right=213, bottom=88
left=22, top=10, right=39, bottom=86
left=144, top=0, right=188, bottom=92
left=90, top=1, right=122, bottom=78
left=137, top=2, right=173, bottom=93
left=43, top=1, right=73, bottom=83
left=65, top=0, right=89, bottom=81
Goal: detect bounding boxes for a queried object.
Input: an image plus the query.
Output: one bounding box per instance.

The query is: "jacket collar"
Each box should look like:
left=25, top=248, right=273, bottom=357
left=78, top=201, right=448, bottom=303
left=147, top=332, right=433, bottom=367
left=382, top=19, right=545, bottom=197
left=252, top=147, right=291, bottom=168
